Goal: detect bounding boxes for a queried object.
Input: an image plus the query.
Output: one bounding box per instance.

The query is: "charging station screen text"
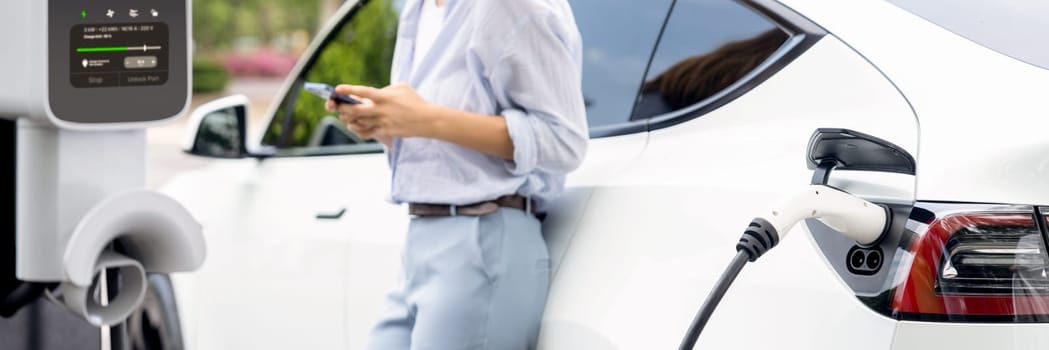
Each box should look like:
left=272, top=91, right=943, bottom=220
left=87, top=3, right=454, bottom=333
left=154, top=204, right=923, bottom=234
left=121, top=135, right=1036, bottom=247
left=70, top=23, right=169, bottom=88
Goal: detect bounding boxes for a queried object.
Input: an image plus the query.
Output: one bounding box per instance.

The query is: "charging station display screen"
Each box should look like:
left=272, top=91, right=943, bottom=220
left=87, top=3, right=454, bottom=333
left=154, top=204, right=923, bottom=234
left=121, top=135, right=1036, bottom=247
left=70, top=23, right=169, bottom=88
left=49, top=1, right=188, bottom=125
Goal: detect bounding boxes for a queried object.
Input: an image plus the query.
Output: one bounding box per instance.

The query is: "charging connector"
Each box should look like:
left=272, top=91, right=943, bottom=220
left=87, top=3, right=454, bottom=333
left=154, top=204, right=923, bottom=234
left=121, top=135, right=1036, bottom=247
left=679, top=184, right=890, bottom=349
left=737, top=185, right=890, bottom=263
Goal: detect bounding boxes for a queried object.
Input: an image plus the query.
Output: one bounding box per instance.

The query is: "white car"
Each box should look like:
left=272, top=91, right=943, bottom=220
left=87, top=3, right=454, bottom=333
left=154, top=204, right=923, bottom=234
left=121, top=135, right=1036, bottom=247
left=155, top=0, right=1049, bottom=349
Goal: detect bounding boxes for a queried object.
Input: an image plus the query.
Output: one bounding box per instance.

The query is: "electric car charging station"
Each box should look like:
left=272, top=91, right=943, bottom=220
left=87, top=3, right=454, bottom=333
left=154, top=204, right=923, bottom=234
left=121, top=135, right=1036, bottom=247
left=4, top=0, right=1049, bottom=349
left=0, top=1, right=204, bottom=348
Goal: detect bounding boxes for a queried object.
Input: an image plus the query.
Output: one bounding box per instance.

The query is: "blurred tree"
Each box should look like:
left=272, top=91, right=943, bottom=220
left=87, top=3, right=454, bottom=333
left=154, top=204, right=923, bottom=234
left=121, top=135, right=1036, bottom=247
left=192, top=58, right=230, bottom=93
left=193, top=0, right=329, bottom=53
left=193, top=0, right=236, bottom=52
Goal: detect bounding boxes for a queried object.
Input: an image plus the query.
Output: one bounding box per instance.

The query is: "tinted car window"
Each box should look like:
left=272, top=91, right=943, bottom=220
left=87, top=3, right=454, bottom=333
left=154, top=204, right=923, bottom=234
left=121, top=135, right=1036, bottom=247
left=632, top=0, right=787, bottom=120
left=263, top=0, right=400, bottom=149
left=568, top=0, right=673, bottom=130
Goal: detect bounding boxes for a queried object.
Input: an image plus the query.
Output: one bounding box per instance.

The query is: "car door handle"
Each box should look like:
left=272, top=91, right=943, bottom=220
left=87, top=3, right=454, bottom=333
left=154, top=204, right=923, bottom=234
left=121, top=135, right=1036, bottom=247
left=315, top=208, right=347, bottom=220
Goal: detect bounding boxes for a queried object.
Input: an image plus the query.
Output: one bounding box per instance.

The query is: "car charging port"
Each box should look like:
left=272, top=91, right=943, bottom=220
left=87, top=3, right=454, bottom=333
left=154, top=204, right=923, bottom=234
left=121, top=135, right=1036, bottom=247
left=678, top=184, right=891, bottom=349
left=847, top=245, right=883, bottom=276
left=678, top=128, right=916, bottom=349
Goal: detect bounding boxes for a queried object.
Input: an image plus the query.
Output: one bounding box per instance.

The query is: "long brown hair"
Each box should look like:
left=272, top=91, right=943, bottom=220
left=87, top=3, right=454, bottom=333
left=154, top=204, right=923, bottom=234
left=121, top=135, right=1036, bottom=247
left=643, top=29, right=788, bottom=110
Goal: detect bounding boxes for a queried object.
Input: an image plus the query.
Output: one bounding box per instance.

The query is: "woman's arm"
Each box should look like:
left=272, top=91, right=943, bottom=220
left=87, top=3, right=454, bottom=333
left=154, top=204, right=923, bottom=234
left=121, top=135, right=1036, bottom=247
left=330, top=83, right=514, bottom=160
left=330, top=8, right=587, bottom=171
left=427, top=105, right=514, bottom=160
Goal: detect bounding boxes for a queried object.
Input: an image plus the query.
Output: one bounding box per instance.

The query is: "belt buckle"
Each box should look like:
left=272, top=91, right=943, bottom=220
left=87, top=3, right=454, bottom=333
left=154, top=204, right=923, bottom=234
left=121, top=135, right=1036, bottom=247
left=456, top=202, right=500, bottom=216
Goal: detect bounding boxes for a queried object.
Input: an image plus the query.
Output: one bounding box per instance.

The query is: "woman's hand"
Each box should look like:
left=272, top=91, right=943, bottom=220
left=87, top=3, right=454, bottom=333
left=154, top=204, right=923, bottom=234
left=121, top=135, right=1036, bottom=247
left=326, top=82, right=515, bottom=160
left=326, top=96, right=386, bottom=146
left=326, top=83, right=438, bottom=141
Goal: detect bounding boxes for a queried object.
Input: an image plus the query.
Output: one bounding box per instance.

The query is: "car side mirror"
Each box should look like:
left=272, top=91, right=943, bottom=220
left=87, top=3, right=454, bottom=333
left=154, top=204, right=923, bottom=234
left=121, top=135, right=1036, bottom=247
left=183, top=95, right=249, bottom=159
left=807, top=128, right=916, bottom=185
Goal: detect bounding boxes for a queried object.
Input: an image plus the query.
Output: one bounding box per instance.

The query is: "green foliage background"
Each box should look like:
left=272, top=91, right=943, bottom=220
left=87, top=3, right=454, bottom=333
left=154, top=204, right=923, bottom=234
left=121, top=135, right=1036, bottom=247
left=192, top=58, right=230, bottom=93
left=193, top=0, right=325, bottom=53
left=262, top=0, right=399, bottom=148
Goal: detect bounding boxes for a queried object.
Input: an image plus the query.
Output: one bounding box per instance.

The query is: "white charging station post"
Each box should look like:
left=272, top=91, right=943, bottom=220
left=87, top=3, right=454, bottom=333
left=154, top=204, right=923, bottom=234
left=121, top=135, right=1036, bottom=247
left=0, top=0, right=205, bottom=344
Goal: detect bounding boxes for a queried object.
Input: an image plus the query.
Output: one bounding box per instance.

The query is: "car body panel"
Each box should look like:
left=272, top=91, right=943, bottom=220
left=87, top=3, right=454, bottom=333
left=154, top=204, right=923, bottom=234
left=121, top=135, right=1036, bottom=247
left=166, top=153, right=404, bottom=349
left=166, top=158, right=353, bottom=349
left=782, top=0, right=1049, bottom=206
left=543, top=132, right=649, bottom=276
left=538, top=35, right=914, bottom=349
left=893, top=321, right=1049, bottom=349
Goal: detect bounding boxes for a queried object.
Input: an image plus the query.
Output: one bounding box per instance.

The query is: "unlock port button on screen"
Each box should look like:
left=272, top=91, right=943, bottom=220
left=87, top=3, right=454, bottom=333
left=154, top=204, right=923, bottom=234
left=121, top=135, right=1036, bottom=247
left=124, top=56, right=158, bottom=69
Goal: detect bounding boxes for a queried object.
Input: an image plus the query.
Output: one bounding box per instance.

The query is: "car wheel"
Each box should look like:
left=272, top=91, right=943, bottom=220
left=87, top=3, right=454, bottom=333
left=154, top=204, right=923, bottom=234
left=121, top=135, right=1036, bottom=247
left=127, top=274, right=184, bottom=350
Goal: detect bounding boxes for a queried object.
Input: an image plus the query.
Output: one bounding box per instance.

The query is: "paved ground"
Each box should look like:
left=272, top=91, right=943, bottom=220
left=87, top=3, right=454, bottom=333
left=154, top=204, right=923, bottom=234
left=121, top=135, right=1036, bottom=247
left=146, top=77, right=284, bottom=188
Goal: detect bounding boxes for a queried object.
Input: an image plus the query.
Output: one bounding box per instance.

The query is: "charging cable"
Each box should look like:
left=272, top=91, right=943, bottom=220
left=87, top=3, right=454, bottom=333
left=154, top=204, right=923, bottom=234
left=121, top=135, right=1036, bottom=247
left=678, top=185, right=891, bottom=349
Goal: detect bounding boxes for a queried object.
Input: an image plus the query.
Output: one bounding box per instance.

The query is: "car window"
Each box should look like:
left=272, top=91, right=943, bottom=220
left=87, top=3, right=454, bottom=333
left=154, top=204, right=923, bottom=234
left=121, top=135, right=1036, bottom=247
left=262, top=0, right=400, bottom=149
left=568, top=0, right=673, bottom=131
left=631, top=0, right=788, bottom=121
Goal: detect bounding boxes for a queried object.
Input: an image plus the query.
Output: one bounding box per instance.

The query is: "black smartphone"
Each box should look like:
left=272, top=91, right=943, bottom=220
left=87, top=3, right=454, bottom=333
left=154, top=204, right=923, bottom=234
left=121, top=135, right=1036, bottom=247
left=304, top=82, right=361, bottom=105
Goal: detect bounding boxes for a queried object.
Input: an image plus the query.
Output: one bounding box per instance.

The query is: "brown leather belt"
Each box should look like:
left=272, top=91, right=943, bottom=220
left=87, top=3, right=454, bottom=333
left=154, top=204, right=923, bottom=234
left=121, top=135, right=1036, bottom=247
left=408, top=195, right=533, bottom=217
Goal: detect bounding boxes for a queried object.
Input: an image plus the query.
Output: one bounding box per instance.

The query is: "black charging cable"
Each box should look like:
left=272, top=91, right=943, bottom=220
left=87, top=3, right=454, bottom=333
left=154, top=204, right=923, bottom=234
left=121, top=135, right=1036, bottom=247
left=0, top=281, right=53, bottom=317
left=679, top=218, right=780, bottom=350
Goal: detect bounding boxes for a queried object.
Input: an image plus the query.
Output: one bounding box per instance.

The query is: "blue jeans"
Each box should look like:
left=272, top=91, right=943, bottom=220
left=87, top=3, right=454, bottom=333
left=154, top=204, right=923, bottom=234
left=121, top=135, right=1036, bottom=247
left=367, top=208, right=551, bottom=350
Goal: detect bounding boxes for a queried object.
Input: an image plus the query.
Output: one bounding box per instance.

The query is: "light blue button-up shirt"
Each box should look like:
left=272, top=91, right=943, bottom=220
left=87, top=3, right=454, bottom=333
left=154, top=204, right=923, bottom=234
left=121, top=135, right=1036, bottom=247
left=387, top=0, right=588, bottom=211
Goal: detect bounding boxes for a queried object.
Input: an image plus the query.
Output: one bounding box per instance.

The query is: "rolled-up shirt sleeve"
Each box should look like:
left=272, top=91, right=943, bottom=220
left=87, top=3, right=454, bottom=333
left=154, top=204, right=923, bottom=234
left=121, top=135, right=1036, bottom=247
left=489, top=11, right=589, bottom=176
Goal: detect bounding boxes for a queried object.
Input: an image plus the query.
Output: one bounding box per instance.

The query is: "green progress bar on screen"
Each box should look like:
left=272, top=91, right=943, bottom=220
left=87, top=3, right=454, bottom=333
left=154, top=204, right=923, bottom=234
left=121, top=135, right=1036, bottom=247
left=77, top=46, right=127, bottom=53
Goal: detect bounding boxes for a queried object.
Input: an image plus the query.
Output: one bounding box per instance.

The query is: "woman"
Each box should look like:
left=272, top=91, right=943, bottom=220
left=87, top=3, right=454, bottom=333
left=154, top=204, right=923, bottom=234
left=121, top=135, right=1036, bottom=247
left=326, top=0, right=587, bottom=348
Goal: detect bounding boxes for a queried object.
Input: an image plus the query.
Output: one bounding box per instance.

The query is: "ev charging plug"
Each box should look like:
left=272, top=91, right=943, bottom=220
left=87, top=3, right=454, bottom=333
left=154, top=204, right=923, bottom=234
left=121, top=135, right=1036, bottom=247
left=679, top=184, right=891, bottom=350
left=737, top=184, right=890, bottom=262
left=678, top=128, right=916, bottom=349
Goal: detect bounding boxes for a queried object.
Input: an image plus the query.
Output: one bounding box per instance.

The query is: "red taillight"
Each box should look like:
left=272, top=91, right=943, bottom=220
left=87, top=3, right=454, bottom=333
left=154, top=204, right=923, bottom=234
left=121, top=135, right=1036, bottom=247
left=892, top=212, right=1049, bottom=318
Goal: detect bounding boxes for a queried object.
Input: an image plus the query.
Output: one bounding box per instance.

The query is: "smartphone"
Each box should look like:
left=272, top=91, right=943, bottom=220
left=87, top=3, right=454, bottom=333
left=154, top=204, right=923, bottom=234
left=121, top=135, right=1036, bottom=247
left=303, top=82, right=361, bottom=105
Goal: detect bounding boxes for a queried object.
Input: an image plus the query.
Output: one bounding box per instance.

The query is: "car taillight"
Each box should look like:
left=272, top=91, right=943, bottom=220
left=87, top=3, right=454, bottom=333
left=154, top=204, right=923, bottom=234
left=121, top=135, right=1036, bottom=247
left=891, top=210, right=1049, bottom=321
